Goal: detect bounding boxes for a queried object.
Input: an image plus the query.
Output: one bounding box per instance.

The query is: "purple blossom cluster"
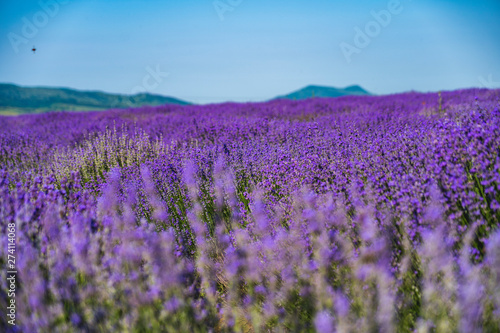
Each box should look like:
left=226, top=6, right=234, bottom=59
left=1, top=88, right=500, bottom=332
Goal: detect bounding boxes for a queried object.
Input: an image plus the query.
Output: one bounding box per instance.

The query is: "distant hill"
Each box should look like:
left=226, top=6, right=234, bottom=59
left=273, top=85, right=371, bottom=100
left=0, top=83, right=191, bottom=115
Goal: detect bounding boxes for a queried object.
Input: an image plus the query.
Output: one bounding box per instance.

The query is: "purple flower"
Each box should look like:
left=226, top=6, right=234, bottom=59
left=314, top=311, right=335, bottom=333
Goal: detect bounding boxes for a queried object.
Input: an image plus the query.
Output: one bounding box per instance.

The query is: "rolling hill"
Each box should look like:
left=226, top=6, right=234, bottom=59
left=0, top=83, right=191, bottom=115
left=273, top=85, right=371, bottom=100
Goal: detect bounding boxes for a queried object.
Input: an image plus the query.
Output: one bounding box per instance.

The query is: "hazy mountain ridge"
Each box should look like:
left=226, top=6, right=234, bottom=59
left=273, top=85, right=371, bottom=100
left=0, top=83, right=372, bottom=115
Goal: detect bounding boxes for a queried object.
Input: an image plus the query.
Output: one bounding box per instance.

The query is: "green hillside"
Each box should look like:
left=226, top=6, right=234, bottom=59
left=0, top=83, right=191, bottom=115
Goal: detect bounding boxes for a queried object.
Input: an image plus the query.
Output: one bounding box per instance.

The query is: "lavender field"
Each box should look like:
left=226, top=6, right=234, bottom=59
left=1, top=89, right=500, bottom=332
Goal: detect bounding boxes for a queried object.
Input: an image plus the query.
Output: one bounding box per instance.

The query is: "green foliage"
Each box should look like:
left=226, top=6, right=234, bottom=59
left=53, top=127, right=167, bottom=187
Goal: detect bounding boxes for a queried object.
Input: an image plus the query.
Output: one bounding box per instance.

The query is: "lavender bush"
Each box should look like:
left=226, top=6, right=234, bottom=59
left=1, top=88, right=500, bottom=332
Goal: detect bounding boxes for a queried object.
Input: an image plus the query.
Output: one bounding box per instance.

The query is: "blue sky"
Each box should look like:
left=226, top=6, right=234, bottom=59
left=0, top=0, right=499, bottom=104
